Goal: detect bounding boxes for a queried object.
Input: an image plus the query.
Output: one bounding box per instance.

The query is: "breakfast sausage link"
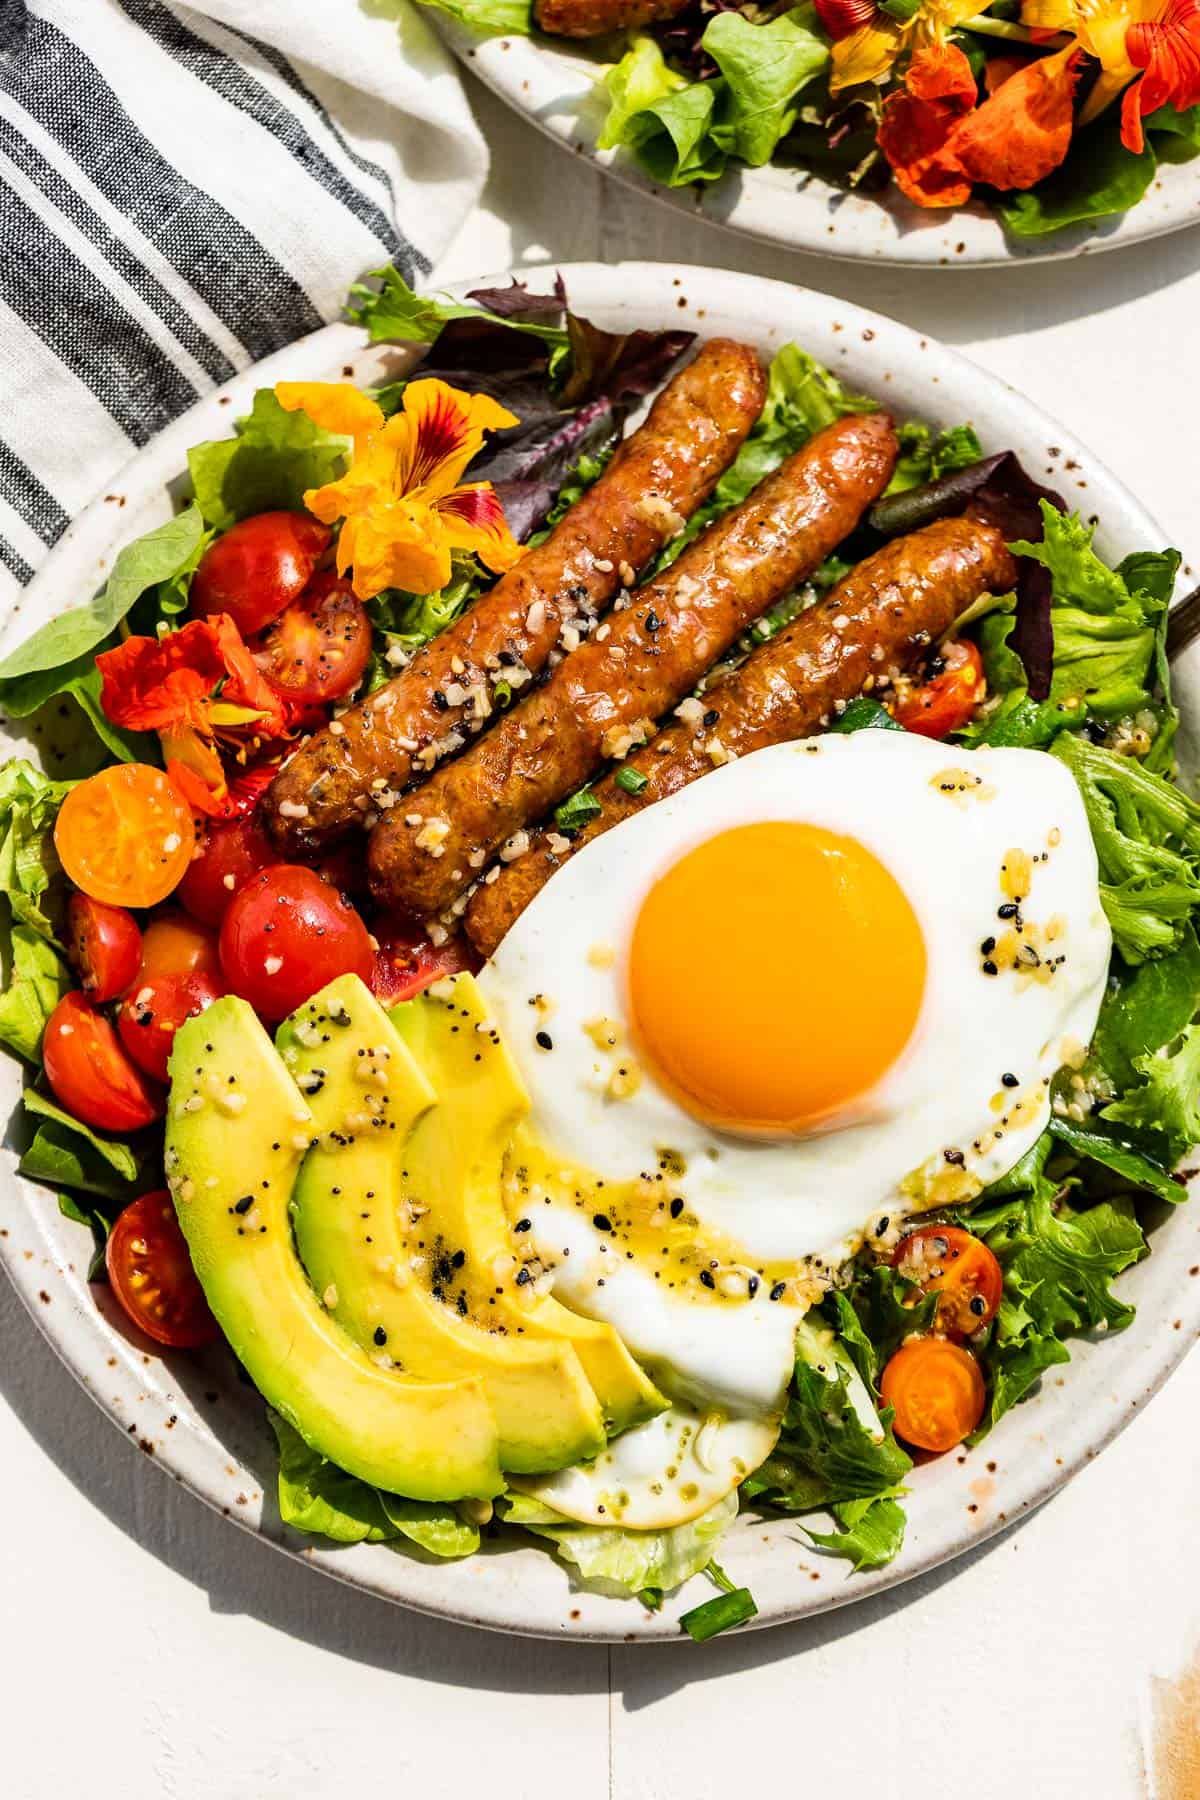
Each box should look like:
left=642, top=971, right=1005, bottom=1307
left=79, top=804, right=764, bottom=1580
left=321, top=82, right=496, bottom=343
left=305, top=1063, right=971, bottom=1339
left=263, top=339, right=766, bottom=857
left=535, top=0, right=690, bottom=34
left=465, top=515, right=1019, bottom=957
left=368, top=412, right=899, bottom=921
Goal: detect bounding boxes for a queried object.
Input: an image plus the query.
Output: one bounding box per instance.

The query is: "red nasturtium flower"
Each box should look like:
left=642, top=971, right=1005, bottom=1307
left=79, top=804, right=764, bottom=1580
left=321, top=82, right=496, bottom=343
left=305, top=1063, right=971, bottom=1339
left=1124, top=0, right=1200, bottom=148
left=879, top=41, right=1082, bottom=206
left=98, top=616, right=288, bottom=817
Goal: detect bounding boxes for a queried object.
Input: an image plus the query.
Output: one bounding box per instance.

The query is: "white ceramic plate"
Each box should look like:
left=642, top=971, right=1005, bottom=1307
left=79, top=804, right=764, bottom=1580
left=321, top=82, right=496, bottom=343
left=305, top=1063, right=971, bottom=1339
left=3, top=263, right=1198, bottom=1642
left=439, top=22, right=1200, bottom=266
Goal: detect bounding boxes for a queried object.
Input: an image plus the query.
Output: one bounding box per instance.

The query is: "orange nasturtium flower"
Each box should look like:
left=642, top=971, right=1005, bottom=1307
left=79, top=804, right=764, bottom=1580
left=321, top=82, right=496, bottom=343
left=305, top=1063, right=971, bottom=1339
left=878, top=39, right=1082, bottom=203
left=1022, top=0, right=1200, bottom=151
left=274, top=378, right=524, bottom=603
left=825, top=0, right=986, bottom=93
left=97, top=615, right=287, bottom=816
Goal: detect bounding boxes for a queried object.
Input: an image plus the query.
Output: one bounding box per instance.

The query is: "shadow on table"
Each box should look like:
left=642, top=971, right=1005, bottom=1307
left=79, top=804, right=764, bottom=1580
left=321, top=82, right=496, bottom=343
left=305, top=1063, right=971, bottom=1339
left=2, top=1266, right=1033, bottom=1704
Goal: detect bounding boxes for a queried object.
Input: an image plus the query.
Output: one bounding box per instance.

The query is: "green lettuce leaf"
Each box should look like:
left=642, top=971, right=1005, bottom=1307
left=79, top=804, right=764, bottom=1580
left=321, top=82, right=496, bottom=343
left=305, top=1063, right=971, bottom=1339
left=56, top=1191, right=116, bottom=1282
left=270, top=1415, right=480, bottom=1556
left=1092, top=926, right=1200, bottom=1091
left=0, top=926, right=70, bottom=1062
left=348, top=265, right=563, bottom=349
left=804, top=1496, right=907, bottom=1572
left=416, top=0, right=533, bottom=31
left=22, top=1088, right=141, bottom=1182
left=0, top=759, right=75, bottom=942
left=187, top=390, right=349, bottom=532
left=1049, top=1114, right=1183, bottom=1205
left=888, top=421, right=984, bottom=495
left=366, top=555, right=486, bottom=654
left=597, top=38, right=687, bottom=152
left=623, top=81, right=726, bottom=187
left=704, top=9, right=829, bottom=168
left=1052, top=733, right=1200, bottom=963
left=23, top=1114, right=151, bottom=1201
left=974, top=1174, right=1145, bottom=1433
left=504, top=1489, right=737, bottom=1596
left=0, top=509, right=206, bottom=682
left=997, top=117, right=1158, bottom=238
left=1104, top=1026, right=1200, bottom=1161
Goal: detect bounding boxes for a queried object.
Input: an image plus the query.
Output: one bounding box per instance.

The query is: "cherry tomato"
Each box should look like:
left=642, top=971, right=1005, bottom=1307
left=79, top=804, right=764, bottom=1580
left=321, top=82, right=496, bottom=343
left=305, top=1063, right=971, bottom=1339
left=43, top=992, right=162, bottom=1132
left=118, top=969, right=225, bottom=1083
left=254, top=571, right=372, bottom=706
left=371, top=921, right=480, bottom=1006
left=106, top=1191, right=219, bottom=1349
left=219, top=864, right=375, bottom=1020
left=893, top=640, right=986, bottom=739
left=892, top=1225, right=1004, bottom=1338
left=54, top=764, right=194, bottom=908
left=881, top=1337, right=986, bottom=1453
left=138, top=911, right=223, bottom=981
left=178, top=813, right=278, bottom=926
left=66, top=893, right=142, bottom=1002
left=190, top=511, right=331, bottom=636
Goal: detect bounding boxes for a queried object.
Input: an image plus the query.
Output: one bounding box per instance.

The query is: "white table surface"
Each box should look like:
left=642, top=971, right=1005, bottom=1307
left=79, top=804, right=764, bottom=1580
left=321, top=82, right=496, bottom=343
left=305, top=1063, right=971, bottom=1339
left=4, top=72, right=1200, bottom=1800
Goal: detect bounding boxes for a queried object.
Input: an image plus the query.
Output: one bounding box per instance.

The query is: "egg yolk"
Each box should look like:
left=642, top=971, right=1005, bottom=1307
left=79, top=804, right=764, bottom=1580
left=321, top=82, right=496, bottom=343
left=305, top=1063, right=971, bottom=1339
left=627, top=821, right=926, bottom=1135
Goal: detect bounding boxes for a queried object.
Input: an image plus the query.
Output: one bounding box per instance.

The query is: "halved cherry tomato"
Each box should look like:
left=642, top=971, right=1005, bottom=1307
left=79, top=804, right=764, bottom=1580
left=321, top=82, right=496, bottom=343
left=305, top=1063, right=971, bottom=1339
left=54, top=764, right=194, bottom=908
left=106, top=1191, right=218, bottom=1349
left=893, top=640, right=986, bottom=739
left=190, top=511, right=331, bottom=636
left=138, top=910, right=223, bottom=981
left=118, top=969, right=225, bottom=1083
left=892, top=1225, right=1003, bottom=1338
left=371, top=920, right=481, bottom=1005
left=178, top=813, right=278, bottom=925
left=254, top=571, right=372, bottom=705
left=219, top=864, right=374, bottom=1020
left=66, top=894, right=142, bottom=1002
left=881, top=1337, right=986, bottom=1453
left=43, top=992, right=162, bottom=1131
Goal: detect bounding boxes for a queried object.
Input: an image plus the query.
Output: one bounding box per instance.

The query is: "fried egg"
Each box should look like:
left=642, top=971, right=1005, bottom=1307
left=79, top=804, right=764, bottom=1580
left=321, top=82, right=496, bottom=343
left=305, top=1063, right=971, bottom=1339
left=480, top=732, right=1111, bottom=1525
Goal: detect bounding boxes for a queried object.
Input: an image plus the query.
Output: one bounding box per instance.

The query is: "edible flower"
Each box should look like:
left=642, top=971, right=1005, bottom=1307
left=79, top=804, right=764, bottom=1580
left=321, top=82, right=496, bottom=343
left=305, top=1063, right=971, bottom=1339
left=879, top=40, right=1082, bottom=203
left=97, top=616, right=287, bottom=816
left=1023, top=0, right=1200, bottom=150
left=274, top=378, right=524, bottom=603
left=828, top=0, right=985, bottom=93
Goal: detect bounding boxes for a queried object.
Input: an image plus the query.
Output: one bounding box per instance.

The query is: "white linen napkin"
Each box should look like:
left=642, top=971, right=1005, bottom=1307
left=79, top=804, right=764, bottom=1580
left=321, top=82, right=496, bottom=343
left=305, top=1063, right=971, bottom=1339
left=0, top=0, right=488, bottom=606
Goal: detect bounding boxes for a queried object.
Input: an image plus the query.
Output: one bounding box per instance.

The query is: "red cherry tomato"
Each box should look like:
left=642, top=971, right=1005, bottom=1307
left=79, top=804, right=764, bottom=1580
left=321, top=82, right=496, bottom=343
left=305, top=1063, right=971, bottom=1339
left=138, top=911, right=223, bottom=981
left=881, top=1338, right=986, bottom=1453
left=43, top=992, right=162, bottom=1132
left=118, top=969, right=225, bottom=1083
left=219, top=864, right=375, bottom=1020
left=190, top=511, right=331, bottom=637
left=254, top=571, right=372, bottom=706
left=894, top=640, right=986, bottom=739
left=66, top=893, right=142, bottom=1002
left=371, top=921, right=481, bottom=1006
left=178, top=813, right=278, bottom=926
left=892, top=1225, right=1004, bottom=1338
left=106, top=1191, right=219, bottom=1349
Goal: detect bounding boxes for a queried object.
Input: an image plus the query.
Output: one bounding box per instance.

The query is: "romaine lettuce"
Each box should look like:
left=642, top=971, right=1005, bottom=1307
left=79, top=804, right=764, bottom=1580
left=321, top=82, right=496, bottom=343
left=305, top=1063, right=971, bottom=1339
left=501, top=1488, right=737, bottom=1596
left=271, top=1415, right=480, bottom=1557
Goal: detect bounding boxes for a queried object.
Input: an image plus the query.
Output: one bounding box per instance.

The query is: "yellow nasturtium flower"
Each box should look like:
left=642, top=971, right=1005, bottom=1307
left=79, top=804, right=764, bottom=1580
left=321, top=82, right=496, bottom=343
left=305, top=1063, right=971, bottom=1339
left=275, top=378, right=524, bottom=601
left=830, top=0, right=987, bottom=91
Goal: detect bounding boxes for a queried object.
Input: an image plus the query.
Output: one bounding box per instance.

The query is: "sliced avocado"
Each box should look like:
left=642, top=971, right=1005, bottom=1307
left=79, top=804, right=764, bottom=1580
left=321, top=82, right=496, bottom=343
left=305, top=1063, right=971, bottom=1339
left=390, top=975, right=666, bottom=1438
left=279, top=976, right=608, bottom=1474
left=165, top=996, right=503, bottom=1502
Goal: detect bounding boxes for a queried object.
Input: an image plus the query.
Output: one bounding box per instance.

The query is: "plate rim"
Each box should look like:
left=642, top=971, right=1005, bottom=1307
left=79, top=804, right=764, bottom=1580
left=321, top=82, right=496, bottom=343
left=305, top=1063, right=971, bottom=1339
left=439, top=22, right=1200, bottom=268
left=3, top=260, right=1199, bottom=1643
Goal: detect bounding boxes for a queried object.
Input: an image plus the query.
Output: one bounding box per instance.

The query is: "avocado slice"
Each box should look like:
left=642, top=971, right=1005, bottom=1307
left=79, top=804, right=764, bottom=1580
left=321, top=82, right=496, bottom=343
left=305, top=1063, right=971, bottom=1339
left=279, top=976, right=608, bottom=1474
left=165, top=996, right=503, bottom=1502
left=389, top=975, right=666, bottom=1438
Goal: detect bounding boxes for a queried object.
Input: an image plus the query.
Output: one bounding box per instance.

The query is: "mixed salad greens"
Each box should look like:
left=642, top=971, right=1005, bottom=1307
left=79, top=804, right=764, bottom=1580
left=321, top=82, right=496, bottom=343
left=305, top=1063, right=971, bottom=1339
left=419, top=0, right=1200, bottom=237
left=0, top=268, right=1195, bottom=1642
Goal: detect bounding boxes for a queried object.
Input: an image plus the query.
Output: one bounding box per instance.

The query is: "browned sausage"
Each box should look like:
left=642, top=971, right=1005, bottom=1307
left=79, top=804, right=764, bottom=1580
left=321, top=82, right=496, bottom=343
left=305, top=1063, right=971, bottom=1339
left=465, top=515, right=1019, bottom=956
left=263, top=339, right=766, bottom=857
left=536, top=0, right=689, bottom=35
left=368, top=412, right=899, bottom=921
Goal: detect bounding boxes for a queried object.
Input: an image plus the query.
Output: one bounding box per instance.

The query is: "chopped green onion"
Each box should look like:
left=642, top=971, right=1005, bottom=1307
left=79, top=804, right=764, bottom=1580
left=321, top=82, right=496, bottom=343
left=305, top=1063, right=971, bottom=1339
left=831, top=697, right=904, bottom=735
left=680, top=1587, right=757, bottom=1642
left=554, top=787, right=603, bottom=834
left=492, top=678, right=513, bottom=710
left=614, top=766, right=649, bottom=796
left=638, top=1586, right=664, bottom=1611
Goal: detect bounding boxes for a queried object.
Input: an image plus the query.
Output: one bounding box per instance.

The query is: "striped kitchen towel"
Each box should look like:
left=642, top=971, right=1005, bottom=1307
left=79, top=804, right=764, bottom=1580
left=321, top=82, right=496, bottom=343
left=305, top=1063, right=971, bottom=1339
left=0, top=0, right=488, bottom=604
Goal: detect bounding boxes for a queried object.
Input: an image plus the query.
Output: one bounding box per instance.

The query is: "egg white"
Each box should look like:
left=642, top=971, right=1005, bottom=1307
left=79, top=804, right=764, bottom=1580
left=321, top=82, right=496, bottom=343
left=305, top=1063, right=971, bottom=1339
left=482, top=732, right=1111, bottom=1525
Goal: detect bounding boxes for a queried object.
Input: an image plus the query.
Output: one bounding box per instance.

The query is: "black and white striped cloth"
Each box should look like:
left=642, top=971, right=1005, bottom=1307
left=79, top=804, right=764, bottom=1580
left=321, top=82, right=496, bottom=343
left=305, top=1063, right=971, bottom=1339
left=0, top=0, right=489, bottom=605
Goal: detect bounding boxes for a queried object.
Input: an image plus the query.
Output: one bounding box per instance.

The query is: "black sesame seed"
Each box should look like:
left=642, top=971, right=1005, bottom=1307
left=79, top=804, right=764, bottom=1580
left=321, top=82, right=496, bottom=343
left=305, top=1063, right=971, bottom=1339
left=515, top=1266, right=533, bottom=1286
left=998, top=902, right=1019, bottom=919
left=1001, top=1072, right=1019, bottom=1088
left=875, top=1215, right=890, bottom=1235
left=514, top=1218, right=532, bottom=1233
left=432, top=689, right=449, bottom=712
left=980, top=936, right=996, bottom=955
left=535, top=1030, right=553, bottom=1051
left=703, top=708, right=719, bottom=728
left=969, top=1294, right=987, bottom=1316
left=769, top=1281, right=786, bottom=1302
left=747, top=1274, right=760, bottom=1297
left=669, top=1197, right=684, bottom=1219
left=644, top=610, right=661, bottom=633
left=982, top=959, right=998, bottom=976
left=699, top=1269, right=715, bottom=1289
left=451, top=1249, right=466, bottom=1269
left=944, top=1148, right=965, bottom=1166
left=373, top=1327, right=388, bottom=1346
left=233, top=1196, right=253, bottom=1215
left=593, top=1213, right=612, bottom=1232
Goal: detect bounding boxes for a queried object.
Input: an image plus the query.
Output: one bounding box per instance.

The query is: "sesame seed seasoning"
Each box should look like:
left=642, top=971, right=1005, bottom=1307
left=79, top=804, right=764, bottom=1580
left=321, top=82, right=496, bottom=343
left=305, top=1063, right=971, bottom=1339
left=535, top=1030, right=553, bottom=1051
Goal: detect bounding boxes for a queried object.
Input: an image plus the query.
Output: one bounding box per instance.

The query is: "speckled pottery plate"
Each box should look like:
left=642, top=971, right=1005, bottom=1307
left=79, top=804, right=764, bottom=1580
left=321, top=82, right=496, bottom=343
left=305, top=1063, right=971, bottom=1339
left=2, top=264, right=1198, bottom=1642
left=436, top=23, right=1200, bottom=266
